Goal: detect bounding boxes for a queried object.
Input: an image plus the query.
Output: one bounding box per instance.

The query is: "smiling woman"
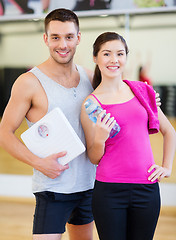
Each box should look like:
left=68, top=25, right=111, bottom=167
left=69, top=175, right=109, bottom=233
left=92, top=32, right=129, bottom=90
left=80, top=31, right=176, bottom=240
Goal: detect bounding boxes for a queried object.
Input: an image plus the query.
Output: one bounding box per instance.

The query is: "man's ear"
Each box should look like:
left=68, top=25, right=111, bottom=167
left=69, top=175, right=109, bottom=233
left=77, top=31, right=81, bottom=45
left=43, top=33, right=49, bottom=46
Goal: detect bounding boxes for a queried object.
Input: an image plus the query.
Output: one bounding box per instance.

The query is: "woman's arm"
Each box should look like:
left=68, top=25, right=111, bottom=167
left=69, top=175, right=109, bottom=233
left=148, top=107, right=176, bottom=182
left=81, top=97, right=116, bottom=165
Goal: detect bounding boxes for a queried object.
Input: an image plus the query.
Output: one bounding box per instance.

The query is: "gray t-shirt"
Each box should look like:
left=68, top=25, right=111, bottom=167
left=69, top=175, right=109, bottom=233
left=27, top=65, right=96, bottom=194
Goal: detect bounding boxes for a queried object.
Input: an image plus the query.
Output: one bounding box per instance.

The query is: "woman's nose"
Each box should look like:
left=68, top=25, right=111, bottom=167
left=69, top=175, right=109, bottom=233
left=111, top=55, right=118, bottom=63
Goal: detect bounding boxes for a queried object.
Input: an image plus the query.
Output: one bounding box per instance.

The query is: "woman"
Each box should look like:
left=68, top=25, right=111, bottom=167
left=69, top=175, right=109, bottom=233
left=81, top=32, right=176, bottom=240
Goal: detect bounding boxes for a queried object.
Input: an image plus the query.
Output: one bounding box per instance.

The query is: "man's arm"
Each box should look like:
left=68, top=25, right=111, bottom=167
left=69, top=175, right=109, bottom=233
left=0, top=73, right=68, bottom=179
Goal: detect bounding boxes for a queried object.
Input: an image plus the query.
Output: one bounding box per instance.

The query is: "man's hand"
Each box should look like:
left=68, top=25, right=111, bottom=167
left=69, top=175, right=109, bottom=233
left=35, top=151, right=69, bottom=179
left=155, top=91, right=161, bottom=107
left=144, top=81, right=161, bottom=107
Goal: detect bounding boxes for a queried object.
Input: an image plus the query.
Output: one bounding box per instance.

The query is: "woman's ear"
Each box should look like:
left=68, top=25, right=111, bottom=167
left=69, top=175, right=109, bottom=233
left=93, top=56, right=97, bottom=64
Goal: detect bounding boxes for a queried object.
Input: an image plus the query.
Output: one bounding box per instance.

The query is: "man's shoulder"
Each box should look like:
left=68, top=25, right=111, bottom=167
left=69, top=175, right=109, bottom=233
left=13, top=70, right=41, bottom=93
left=79, top=66, right=93, bottom=84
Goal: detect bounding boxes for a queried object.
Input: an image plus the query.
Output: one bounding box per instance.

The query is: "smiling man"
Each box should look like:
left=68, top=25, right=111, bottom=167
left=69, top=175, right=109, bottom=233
left=0, top=9, right=96, bottom=240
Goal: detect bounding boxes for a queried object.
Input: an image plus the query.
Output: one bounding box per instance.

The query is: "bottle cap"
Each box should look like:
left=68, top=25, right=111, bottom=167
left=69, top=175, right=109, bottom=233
left=84, top=99, right=97, bottom=114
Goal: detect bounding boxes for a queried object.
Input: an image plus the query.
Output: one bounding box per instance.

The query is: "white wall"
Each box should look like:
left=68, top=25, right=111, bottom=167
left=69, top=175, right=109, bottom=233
left=0, top=174, right=176, bottom=206
left=0, top=13, right=176, bottom=84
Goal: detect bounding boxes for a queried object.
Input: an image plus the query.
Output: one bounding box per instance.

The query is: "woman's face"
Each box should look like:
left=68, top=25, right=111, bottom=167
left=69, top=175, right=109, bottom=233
left=94, top=39, right=127, bottom=79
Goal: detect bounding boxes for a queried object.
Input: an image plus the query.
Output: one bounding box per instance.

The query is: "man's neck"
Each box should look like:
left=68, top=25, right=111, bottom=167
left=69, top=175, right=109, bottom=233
left=37, top=59, right=79, bottom=88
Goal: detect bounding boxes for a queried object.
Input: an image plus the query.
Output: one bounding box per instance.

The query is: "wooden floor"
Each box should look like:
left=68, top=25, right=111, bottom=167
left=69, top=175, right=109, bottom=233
left=0, top=198, right=176, bottom=240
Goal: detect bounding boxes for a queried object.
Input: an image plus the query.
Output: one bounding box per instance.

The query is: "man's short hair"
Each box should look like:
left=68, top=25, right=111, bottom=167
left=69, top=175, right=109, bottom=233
left=44, top=8, right=79, bottom=34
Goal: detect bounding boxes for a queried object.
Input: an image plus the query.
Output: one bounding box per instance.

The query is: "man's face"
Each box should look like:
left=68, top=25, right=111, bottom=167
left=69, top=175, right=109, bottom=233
left=44, top=20, right=81, bottom=65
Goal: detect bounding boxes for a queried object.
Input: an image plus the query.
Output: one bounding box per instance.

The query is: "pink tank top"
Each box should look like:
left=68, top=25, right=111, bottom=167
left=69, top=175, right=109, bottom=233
left=90, top=94, right=156, bottom=184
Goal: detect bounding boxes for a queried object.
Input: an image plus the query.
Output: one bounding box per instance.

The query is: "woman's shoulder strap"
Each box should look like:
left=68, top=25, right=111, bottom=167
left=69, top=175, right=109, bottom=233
left=90, top=94, right=102, bottom=106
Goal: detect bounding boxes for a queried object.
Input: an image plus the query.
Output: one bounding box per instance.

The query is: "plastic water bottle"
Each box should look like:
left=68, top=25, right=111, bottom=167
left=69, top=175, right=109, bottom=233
left=84, top=98, right=120, bottom=138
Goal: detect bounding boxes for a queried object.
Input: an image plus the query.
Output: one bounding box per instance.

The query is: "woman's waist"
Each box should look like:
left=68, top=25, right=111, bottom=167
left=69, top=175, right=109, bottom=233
left=95, top=168, right=157, bottom=184
left=97, top=155, right=155, bottom=183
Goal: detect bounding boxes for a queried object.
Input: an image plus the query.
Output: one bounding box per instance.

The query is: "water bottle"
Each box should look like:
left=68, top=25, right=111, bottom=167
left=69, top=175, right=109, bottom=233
left=84, top=98, right=120, bottom=138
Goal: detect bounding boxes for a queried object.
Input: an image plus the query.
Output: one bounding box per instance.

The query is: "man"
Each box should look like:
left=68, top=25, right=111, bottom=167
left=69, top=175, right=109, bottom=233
left=0, top=8, right=160, bottom=240
left=0, top=9, right=96, bottom=240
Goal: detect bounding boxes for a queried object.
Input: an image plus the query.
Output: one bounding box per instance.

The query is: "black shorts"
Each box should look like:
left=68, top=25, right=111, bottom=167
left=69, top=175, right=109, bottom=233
left=33, top=189, right=94, bottom=234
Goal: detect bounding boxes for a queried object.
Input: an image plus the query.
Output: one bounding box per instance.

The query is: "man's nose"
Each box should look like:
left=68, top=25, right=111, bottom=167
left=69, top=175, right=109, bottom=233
left=59, top=39, right=67, bottom=49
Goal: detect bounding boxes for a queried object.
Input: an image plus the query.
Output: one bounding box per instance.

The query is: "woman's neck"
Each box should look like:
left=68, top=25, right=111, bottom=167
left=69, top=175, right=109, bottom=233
left=97, top=76, right=125, bottom=93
